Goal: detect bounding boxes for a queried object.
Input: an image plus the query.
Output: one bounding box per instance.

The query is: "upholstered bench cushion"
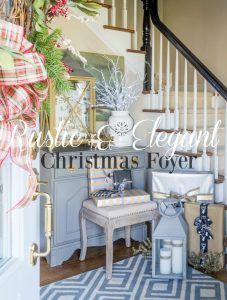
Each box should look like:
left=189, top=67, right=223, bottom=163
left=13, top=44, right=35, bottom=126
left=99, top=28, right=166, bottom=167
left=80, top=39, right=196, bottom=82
left=83, top=199, right=157, bottom=219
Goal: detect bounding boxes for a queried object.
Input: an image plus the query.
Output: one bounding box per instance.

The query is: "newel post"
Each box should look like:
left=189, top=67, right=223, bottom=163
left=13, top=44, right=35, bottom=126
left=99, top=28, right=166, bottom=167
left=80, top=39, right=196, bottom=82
left=141, top=0, right=152, bottom=92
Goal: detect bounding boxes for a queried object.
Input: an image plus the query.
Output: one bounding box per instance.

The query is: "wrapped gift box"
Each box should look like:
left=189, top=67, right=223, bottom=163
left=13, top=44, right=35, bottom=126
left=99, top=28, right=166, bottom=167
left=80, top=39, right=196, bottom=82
left=88, top=156, right=132, bottom=196
left=88, top=157, right=123, bottom=195
left=149, top=170, right=214, bottom=203
left=92, top=189, right=150, bottom=207
left=184, top=202, right=225, bottom=267
left=88, top=168, right=114, bottom=195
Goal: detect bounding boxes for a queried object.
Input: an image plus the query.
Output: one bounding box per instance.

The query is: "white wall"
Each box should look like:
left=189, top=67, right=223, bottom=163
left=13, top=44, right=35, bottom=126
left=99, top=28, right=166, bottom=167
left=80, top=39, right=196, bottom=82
left=162, top=0, right=227, bottom=86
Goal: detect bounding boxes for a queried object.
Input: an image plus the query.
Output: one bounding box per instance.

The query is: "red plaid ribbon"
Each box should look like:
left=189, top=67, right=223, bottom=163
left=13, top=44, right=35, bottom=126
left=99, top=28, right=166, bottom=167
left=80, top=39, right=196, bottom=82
left=0, top=20, right=48, bottom=209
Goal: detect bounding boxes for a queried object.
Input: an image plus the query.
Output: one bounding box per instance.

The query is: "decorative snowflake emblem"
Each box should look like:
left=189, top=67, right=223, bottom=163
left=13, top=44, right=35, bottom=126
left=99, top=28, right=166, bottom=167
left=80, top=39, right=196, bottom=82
left=113, top=121, right=129, bottom=136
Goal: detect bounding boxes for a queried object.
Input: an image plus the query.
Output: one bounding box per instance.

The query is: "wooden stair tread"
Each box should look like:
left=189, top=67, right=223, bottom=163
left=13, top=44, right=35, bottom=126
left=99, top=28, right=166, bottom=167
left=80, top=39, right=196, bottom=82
left=142, top=90, right=159, bottom=95
left=155, top=128, right=193, bottom=134
left=174, top=150, right=213, bottom=158
left=142, top=90, right=151, bottom=94
left=126, top=49, right=146, bottom=54
left=216, top=174, right=225, bottom=184
left=91, top=1, right=112, bottom=9
left=156, top=129, right=181, bottom=133
left=143, top=108, right=174, bottom=113
left=103, top=25, right=135, bottom=33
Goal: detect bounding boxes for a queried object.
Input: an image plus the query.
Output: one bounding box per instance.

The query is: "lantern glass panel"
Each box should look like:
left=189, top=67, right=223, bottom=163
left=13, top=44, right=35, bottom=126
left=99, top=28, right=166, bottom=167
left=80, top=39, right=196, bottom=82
left=152, top=214, right=188, bottom=279
left=153, top=238, right=185, bottom=278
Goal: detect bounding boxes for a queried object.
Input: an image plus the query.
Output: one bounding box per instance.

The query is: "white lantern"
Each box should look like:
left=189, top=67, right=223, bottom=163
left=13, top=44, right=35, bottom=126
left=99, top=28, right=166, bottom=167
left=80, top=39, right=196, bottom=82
left=152, top=199, right=188, bottom=279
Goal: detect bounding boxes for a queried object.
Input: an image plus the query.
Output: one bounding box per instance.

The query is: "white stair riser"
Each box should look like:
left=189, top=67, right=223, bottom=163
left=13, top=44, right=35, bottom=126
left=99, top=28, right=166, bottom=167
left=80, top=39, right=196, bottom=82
left=146, top=130, right=225, bottom=151
left=163, top=92, right=213, bottom=109
left=97, top=6, right=109, bottom=25
left=149, top=143, right=226, bottom=173
left=147, top=145, right=210, bottom=172
left=149, top=132, right=225, bottom=165
left=178, top=111, right=225, bottom=128
left=141, top=110, right=225, bottom=134
left=125, top=54, right=145, bottom=81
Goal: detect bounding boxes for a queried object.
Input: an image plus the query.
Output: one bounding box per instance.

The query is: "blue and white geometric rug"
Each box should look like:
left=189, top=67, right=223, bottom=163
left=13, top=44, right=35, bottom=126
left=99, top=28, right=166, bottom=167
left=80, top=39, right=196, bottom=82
left=40, top=255, right=227, bottom=300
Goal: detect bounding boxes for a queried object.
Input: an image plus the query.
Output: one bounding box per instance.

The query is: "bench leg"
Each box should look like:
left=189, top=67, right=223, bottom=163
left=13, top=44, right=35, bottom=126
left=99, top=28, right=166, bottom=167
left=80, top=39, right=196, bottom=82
left=125, top=225, right=131, bottom=247
left=105, top=222, right=114, bottom=280
left=79, top=208, right=87, bottom=261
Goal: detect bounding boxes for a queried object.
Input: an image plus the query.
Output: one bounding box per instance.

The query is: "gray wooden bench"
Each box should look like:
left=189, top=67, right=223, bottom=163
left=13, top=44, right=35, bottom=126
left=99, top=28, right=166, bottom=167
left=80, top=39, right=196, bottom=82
left=79, top=200, right=159, bottom=279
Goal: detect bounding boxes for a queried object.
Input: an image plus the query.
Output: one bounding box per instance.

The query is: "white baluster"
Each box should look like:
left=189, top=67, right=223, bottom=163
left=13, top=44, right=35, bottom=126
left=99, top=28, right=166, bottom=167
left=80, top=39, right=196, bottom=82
left=151, top=24, right=155, bottom=109
left=192, top=69, right=198, bottom=153
left=174, top=50, right=179, bottom=130
left=183, top=59, right=188, bottom=133
left=202, top=80, right=209, bottom=170
left=159, top=33, right=163, bottom=110
left=165, top=40, right=171, bottom=129
left=225, top=101, right=227, bottom=204
left=213, top=91, right=219, bottom=180
left=110, top=0, right=116, bottom=26
left=132, top=0, right=138, bottom=50
left=122, top=0, right=128, bottom=28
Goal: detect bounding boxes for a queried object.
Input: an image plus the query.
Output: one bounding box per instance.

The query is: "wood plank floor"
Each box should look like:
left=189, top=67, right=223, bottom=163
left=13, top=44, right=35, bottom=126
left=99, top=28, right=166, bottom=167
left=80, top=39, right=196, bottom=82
left=40, top=239, right=139, bottom=286
left=40, top=239, right=227, bottom=286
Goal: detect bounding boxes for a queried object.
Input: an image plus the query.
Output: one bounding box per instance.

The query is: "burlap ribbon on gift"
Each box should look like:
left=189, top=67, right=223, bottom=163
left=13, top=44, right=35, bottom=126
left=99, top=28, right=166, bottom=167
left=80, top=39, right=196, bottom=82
left=152, top=187, right=213, bottom=203
left=0, top=20, right=48, bottom=209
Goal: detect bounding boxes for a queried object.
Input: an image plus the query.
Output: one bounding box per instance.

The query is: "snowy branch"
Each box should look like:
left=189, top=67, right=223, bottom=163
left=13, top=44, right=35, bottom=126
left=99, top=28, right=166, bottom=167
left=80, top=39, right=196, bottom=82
left=89, top=56, right=142, bottom=111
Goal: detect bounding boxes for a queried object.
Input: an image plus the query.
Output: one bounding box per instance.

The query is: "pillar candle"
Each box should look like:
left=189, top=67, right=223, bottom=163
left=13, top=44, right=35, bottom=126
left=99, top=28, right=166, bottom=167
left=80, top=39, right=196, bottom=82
left=160, top=248, right=171, bottom=275
left=162, top=239, right=172, bottom=250
left=172, top=240, right=183, bottom=274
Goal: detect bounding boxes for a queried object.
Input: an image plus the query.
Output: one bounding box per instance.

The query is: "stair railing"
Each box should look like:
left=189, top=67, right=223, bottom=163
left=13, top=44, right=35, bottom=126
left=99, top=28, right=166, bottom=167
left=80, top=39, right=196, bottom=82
left=148, top=0, right=227, bottom=100
left=140, top=0, right=227, bottom=205
left=99, top=0, right=226, bottom=202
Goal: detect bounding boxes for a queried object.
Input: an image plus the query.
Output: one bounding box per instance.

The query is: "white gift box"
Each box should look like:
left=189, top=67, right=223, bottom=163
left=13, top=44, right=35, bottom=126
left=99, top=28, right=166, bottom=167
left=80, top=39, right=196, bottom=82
left=88, top=168, right=114, bottom=195
left=148, top=170, right=214, bottom=203
left=92, top=189, right=150, bottom=207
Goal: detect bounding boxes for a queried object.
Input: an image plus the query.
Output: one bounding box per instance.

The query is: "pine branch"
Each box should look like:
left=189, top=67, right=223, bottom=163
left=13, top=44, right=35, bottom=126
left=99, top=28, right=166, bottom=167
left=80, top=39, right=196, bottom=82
left=132, top=238, right=152, bottom=257
left=30, top=28, right=72, bottom=94
left=188, top=251, right=223, bottom=273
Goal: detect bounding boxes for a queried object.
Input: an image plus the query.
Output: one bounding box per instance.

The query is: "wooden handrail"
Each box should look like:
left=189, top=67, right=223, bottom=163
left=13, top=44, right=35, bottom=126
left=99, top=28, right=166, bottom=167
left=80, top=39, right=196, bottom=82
left=148, top=0, right=227, bottom=100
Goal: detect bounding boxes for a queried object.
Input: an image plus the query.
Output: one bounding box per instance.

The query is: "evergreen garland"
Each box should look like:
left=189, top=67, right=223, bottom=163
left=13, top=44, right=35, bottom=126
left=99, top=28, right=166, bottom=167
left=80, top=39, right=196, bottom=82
left=132, top=238, right=152, bottom=257
left=30, top=28, right=72, bottom=94
left=7, top=0, right=100, bottom=114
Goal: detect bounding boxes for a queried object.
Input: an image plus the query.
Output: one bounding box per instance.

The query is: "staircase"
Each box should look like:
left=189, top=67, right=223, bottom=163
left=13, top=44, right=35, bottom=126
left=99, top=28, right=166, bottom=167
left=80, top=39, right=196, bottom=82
left=141, top=0, right=227, bottom=206
left=54, top=1, right=227, bottom=202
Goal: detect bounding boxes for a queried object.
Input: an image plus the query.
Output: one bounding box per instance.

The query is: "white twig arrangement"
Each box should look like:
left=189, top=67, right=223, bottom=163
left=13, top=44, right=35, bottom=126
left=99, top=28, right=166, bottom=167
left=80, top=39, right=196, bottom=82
left=93, top=57, right=142, bottom=111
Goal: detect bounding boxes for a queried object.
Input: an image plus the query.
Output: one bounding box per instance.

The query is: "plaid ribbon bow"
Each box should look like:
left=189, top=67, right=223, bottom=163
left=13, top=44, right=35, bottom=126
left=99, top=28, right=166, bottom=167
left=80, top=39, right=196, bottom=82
left=0, top=20, right=48, bottom=209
